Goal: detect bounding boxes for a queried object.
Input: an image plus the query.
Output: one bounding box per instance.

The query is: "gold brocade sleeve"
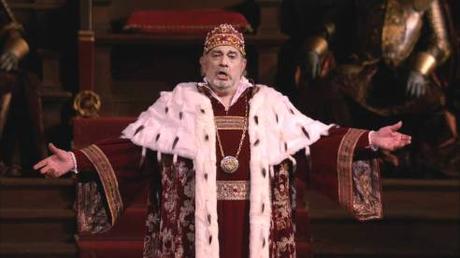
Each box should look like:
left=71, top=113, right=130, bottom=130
left=80, top=144, right=124, bottom=226
left=337, top=129, right=383, bottom=221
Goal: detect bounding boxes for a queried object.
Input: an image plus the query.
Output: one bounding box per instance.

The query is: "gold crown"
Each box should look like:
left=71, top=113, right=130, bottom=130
left=203, top=24, right=245, bottom=56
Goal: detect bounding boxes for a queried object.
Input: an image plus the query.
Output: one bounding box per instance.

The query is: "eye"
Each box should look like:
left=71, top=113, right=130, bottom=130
left=228, top=53, right=237, bottom=59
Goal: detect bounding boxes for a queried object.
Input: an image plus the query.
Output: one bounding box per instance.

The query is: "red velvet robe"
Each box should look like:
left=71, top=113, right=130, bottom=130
left=74, top=86, right=382, bottom=258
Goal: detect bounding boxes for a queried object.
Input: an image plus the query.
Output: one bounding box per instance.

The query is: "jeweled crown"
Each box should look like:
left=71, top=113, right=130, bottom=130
left=203, top=24, right=245, bottom=56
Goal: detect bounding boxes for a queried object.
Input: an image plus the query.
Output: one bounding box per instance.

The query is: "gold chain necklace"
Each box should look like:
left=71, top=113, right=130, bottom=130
left=215, top=95, right=248, bottom=174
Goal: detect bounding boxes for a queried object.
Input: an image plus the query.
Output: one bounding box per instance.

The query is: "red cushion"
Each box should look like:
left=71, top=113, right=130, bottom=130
left=123, top=9, right=252, bottom=35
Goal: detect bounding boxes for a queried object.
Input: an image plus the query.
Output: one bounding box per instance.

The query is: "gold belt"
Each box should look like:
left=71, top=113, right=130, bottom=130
left=217, top=180, right=249, bottom=200
left=214, top=116, right=246, bottom=130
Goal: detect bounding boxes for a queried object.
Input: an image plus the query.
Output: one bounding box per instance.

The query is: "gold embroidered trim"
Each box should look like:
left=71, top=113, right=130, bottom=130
left=80, top=144, right=123, bottom=225
left=351, top=159, right=383, bottom=220
left=217, top=180, right=249, bottom=200
left=215, top=116, right=246, bottom=130
left=336, top=129, right=367, bottom=211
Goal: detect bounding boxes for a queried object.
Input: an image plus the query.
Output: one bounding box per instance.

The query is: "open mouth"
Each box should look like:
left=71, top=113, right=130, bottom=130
left=216, top=71, right=229, bottom=80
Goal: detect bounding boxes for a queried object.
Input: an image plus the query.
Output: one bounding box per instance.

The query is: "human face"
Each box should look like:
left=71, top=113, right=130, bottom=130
left=200, top=45, right=247, bottom=96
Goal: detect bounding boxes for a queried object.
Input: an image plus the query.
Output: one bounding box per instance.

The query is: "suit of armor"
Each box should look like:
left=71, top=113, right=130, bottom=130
left=0, top=0, right=29, bottom=133
left=0, top=0, right=45, bottom=176
left=305, top=0, right=451, bottom=116
left=298, top=0, right=458, bottom=176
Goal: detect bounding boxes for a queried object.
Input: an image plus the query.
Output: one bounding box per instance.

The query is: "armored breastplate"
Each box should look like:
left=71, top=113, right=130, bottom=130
left=351, top=0, right=435, bottom=68
left=381, top=0, right=425, bottom=68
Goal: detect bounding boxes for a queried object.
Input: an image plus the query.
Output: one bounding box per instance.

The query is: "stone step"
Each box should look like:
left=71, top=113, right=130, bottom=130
left=308, top=179, right=460, bottom=221
left=77, top=239, right=144, bottom=258
left=0, top=208, right=76, bottom=243
left=307, top=179, right=460, bottom=258
left=0, top=242, right=77, bottom=258
left=311, top=219, right=459, bottom=258
left=0, top=177, right=75, bottom=209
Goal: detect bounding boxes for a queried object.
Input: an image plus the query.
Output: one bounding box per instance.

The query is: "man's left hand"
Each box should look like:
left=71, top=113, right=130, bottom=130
left=370, top=121, right=411, bottom=151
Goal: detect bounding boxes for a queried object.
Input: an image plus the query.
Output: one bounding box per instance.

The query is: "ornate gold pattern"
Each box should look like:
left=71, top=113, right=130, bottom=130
left=351, top=160, right=383, bottom=220
left=80, top=144, right=123, bottom=225
left=220, top=156, right=239, bottom=174
left=382, top=0, right=423, bottom=67
left=336, top=129, right=367, bottom=211
left=215, top=96, right=248, bottom=174
left=271, top=161, right=296, bottom=257
left=76, top=181, right=111, bottom=234
left=216, top=180, right=249, bottom=200
left=204, top=24, right=245, bottom=56
left=214, top=116, right=245, bottom=130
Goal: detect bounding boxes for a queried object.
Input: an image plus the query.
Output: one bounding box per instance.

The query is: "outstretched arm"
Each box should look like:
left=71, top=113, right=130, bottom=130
left=307, top=122, right=411, bottom=221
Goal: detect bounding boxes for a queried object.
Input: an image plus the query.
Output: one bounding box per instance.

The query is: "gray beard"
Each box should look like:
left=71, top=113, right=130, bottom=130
left=208, top=78, right=235, bottom=93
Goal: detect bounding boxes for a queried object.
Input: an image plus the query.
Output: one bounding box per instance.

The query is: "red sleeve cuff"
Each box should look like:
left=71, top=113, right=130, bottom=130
left=73, top=149, right=95, bottom=172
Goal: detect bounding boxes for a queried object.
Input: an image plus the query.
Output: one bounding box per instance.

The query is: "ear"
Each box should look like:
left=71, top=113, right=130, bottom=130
left=199, top=56, right=206, bottom=76
left=240, top=57, right=247, bottom=75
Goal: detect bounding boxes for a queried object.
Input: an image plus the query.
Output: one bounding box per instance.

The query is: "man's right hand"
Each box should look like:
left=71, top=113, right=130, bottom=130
left=305, top=51, right=321, bottom=80
left=33, top=143, right=74, bottom=178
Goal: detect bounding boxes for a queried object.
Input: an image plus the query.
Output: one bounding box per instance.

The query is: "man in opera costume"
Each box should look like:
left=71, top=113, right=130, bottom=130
left=34, top=24, right=411, bottom=258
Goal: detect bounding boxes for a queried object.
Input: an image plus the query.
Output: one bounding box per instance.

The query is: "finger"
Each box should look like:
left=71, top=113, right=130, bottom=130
left=40, top=165, right=51, bottom=174
left=411, top=83, right=418, bottom=97
left=406, top=83, right=412, bottom=95
left=420, top=83, right=426, bottom=96
left=416, top=83, right=422, bottom=97
left=413, top=84, right=418, bottom=97
left=389, top=121, right=403, bottom=131
left=396, top=135, right=411, bottom=147
left=401, top=135, right=412, bottom=145
left=49, top=143, right=59, bottom=153
left=33, top=159, right=49, bottom=170
left=399, top=133, right=411, bottom=140
left=399, top=135, right=411, bottom=143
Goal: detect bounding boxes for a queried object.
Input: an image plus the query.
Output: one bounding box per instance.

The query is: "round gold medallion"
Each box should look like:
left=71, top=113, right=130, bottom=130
left=220, top=156, right=239, bottom=174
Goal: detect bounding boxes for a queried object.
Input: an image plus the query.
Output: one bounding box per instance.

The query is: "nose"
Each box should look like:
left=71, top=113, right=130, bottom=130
left=219, top=56, right=229, bottom=67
